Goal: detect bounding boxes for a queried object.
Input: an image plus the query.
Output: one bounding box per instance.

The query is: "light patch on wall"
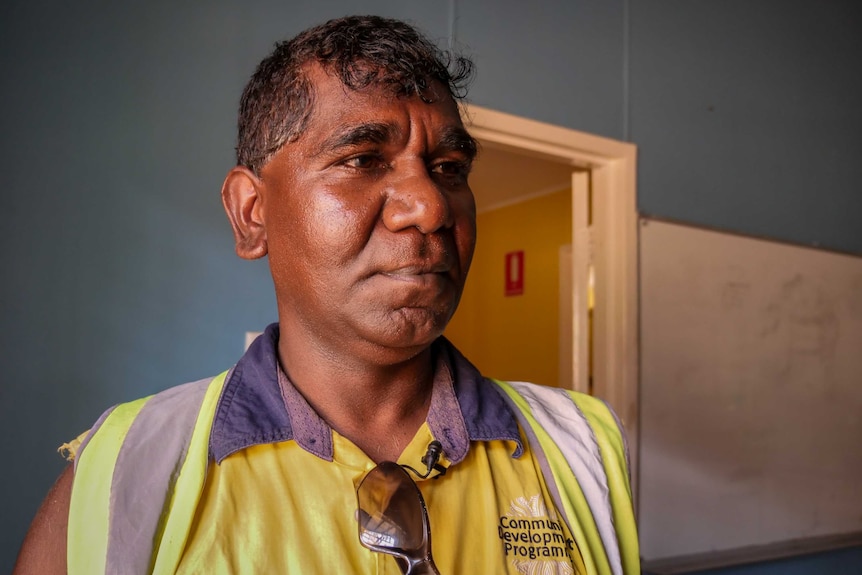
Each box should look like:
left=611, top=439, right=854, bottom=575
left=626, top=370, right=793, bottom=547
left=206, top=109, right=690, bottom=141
left=245, top=331, right=262, bottom=351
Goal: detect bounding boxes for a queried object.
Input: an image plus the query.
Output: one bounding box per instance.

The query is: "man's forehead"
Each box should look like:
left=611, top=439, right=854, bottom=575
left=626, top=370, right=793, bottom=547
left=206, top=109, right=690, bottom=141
left=306, top=120, right=476, bottom=161
left=295, top=63, right=470, bottom=149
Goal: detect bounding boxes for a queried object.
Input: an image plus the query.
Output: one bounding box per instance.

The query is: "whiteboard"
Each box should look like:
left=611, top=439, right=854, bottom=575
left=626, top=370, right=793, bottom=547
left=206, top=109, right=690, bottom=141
left=639, top=219, right=862, bottom=565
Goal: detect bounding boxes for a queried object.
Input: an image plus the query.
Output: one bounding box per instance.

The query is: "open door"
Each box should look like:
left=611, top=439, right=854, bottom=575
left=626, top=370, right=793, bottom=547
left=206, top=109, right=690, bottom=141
left=457, top=105, right=640, bottom=494
left=569, top=170, right=592, bottom=394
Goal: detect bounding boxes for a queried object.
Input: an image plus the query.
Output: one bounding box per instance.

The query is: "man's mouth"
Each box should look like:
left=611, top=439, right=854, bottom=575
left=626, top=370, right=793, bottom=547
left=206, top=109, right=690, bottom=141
left=382, top=262, right=451, bottom=276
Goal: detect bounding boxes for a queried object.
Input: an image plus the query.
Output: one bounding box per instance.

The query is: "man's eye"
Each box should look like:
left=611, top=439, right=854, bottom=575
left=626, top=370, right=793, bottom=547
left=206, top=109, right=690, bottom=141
left=431, top=161, right=471, bottom=177
left=344, top=154, right=381, bottom=169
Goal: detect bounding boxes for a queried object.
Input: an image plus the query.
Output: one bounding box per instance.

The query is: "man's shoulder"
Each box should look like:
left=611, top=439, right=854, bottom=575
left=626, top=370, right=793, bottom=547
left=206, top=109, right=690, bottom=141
left=111, top=373, right=224, bottom=426
left=72, top=372, right=229, bottom=467
left=492, top=379, right=613, bottom=417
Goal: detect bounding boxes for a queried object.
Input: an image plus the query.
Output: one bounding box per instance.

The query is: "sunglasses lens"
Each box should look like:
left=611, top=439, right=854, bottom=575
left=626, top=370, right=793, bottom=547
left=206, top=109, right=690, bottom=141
left=357, top=461, right=427, bottom=553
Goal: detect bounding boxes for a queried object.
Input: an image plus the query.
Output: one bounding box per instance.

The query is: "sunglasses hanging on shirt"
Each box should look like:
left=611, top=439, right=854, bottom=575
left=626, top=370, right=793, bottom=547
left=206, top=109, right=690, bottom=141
left=356, top=441, right=445, bottom=575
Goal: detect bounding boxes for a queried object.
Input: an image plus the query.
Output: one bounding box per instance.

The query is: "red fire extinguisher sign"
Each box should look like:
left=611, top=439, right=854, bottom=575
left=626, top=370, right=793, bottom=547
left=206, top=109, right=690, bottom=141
left=505, top=250, right=524, bottom=296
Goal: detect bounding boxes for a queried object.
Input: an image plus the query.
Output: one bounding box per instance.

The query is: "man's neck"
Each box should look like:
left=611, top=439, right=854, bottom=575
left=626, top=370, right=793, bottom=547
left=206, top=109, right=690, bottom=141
left=276, top=333, right=437, bottom=463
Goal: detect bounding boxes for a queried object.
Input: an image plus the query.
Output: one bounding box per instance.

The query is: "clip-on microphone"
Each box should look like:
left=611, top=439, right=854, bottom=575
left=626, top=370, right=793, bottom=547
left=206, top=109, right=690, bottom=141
left=403, top=440, right=447, bottom=479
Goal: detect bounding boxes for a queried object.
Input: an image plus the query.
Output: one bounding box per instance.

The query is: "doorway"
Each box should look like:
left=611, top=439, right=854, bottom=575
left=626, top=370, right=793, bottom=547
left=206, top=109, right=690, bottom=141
left=450, top=105, right=640, bottom=489
left=444, top=146, right=582, bottom=390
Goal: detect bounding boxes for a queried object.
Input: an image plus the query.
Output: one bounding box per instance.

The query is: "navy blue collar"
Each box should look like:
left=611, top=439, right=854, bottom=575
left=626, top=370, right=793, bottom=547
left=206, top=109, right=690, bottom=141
left=209, top=323, right=523, bottom=464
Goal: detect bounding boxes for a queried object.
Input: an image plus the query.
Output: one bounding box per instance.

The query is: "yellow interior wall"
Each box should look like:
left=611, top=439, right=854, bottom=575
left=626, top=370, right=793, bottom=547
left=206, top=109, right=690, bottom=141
left=446, top=188, right=572, bottom=387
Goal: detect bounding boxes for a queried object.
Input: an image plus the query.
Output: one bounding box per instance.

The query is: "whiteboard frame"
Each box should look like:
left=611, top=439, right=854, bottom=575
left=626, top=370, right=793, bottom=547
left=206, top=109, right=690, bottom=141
left=638, top=217, right=862, bottom=570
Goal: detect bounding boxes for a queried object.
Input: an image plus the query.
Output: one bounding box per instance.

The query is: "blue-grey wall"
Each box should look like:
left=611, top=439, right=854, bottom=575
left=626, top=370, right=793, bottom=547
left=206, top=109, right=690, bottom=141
left=631, top=0, right=862, bottom=254
left=2, top=1, right=860, bottom=572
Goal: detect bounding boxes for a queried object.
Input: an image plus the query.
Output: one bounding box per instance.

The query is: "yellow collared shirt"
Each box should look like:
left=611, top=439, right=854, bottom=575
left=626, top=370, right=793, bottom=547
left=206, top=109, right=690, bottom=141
left=178, top=422, right=586, bottom=574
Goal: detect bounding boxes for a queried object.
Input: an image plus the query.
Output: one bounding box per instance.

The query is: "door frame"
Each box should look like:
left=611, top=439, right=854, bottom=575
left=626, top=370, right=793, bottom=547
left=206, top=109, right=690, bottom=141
left=464, top=105, right=640, bottom=489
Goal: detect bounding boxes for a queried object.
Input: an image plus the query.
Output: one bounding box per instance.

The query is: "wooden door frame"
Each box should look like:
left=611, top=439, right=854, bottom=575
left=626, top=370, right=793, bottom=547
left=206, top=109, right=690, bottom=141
left=464, top=105, right=640, bottom=489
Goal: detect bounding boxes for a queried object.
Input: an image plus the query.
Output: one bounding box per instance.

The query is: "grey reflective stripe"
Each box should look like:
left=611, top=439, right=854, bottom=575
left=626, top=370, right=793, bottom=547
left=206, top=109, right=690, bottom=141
left=506, top=381, right=623, bottom=575
left=105, top=376, right=215, bottom=575
left=501, top=391, right=569, bottom=527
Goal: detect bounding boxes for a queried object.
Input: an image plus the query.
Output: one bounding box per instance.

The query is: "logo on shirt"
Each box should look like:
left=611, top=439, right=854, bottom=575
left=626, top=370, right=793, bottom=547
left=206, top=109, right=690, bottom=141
left=498, top=495, right=575, bottom=574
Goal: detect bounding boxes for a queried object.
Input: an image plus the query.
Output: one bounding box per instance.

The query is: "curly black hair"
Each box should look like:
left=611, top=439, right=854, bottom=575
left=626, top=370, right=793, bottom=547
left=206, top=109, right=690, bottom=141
left=236, top=15, right=475, bottom=174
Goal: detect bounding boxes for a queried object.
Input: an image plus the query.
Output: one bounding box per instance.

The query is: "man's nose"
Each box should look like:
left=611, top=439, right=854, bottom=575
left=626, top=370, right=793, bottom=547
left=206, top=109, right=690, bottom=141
left=382, top=164, right=453, bottom=234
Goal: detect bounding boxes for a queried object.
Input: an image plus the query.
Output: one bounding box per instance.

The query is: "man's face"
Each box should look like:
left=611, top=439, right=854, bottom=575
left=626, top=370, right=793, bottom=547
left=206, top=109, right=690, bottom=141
left=256, top=65, right=477, bottom=364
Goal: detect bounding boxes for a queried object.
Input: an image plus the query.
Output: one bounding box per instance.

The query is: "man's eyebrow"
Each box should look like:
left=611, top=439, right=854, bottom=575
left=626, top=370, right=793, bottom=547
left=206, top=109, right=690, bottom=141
left=437, top=127, right=478, bottom=160
left=313, top=122, right=397, bottom=157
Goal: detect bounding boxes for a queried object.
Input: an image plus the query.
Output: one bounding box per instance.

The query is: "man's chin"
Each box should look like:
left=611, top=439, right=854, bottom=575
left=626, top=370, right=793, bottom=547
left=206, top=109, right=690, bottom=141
left=359, top=308, right=451, bottom=357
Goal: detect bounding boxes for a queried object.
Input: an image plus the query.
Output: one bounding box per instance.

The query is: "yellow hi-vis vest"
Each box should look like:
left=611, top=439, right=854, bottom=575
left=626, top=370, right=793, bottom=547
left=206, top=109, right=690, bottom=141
left=68, top=373, right=639, bottom=575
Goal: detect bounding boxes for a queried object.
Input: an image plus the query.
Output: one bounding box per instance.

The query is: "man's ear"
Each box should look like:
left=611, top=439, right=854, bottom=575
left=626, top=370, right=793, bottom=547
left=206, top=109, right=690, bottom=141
left=222, top=166, right=268, bottom=260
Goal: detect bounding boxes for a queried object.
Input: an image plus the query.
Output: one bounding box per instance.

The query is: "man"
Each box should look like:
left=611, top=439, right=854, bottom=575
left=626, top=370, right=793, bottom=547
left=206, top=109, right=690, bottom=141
left=15, top=15, right=638, bottom=574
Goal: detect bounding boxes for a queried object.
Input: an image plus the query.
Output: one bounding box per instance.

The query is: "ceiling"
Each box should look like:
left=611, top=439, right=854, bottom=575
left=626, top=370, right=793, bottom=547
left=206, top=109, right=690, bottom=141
left=469, top=143, right=574, bottom=213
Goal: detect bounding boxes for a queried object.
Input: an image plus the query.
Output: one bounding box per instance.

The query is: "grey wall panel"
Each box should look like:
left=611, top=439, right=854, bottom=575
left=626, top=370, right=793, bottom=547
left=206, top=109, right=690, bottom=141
left=630, top=0, right=862, bottom=255
left=457, top=0, right=626, bottom=140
